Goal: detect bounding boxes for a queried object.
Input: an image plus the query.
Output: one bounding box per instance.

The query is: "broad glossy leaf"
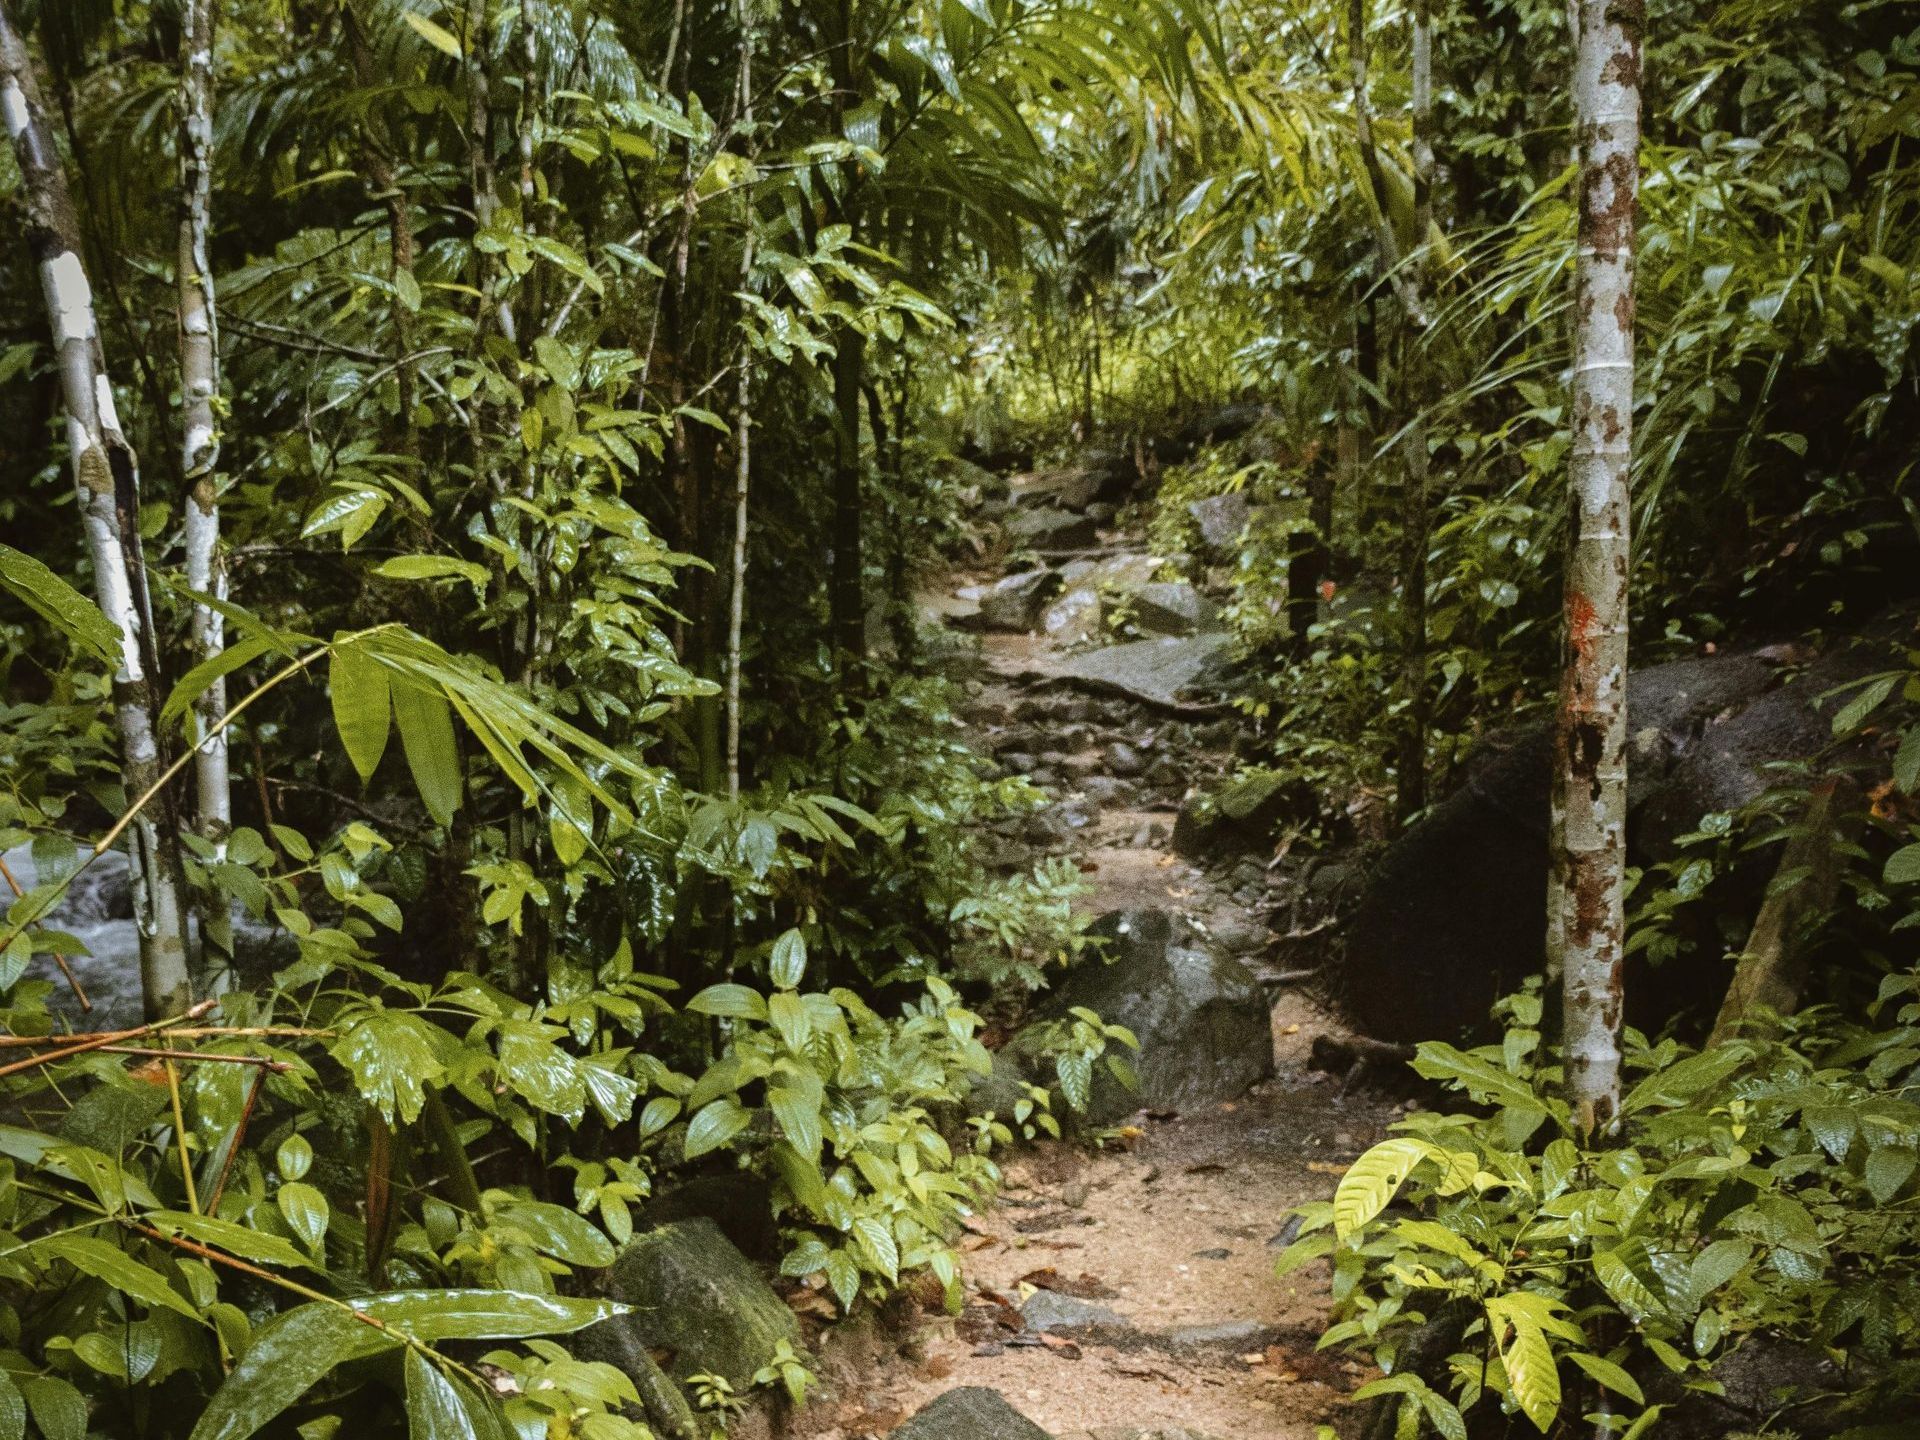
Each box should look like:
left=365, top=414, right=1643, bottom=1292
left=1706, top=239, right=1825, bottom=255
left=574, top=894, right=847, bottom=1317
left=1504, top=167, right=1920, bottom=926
left=351, top=1289, right=625, bottom=1339
left=392, top=680, right=462, bottom=826
left=330, top=643, right=391, bottom=783
left=769, top=929, right=807, bottom=990
left=686, top=983, right=767, bottom=1021
left=405, top=1349, right=477, bottom=1440
left=0, top=1370, right=22, bottom=1440
left=684, top=1097, right=751, bottom=1159
left=22, top=1377, right=85, bottom=1440
left=0, top=541, right=120, bottom=665
left=277, top=1182, right=331, bottom=1253
left=40, top=1234, right=201, bottom=1319
left=404, top=12, right=464, bottom=56
left=147, top=1211, right=321, bottom=1273
left=1332, top=1138, right=1426, bottom=1240
left=190, top=1304, right=393, bottom=1440
left=492, top=1200, right=615, bottom=1267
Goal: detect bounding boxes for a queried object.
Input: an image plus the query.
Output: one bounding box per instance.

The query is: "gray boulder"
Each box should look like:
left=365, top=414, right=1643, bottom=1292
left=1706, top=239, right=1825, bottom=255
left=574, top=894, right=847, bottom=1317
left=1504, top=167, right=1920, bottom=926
left=1025, top=909, right=1273, bottom=1123
left=1127, top=582, right=1221, bottom=637
left=1007, top=506, right=1098, bottom=552
left=1171, top=771, right=1306, bottom=859
left=594, top=1218, right=804, bottom=1394
left=1054, top=635, right=1233, bottom=710
left=892, top=1388, right=1051, bottom=1440
left=966, top=569, right=1054, bottom=632
left=1188, top=493, right=1251, bottom=557
left=1020, top=1289, right=1129, bottom=1336
left=1337, top=638, right=1898, bottom=1041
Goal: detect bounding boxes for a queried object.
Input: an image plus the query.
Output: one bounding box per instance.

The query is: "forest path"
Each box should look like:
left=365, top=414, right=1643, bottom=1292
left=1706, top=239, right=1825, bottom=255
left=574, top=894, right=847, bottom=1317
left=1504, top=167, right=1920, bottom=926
left=809, top=472, right=1398, bottom=1439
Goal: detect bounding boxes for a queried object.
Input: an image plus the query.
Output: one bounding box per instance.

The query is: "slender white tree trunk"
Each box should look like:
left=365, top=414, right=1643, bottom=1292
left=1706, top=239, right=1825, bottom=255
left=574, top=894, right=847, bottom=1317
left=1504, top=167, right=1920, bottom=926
left=727, top=0, right=756, bottom=802
left=1, top=1, right=194, bottom=1018
left=1553, top=0, right=1642, bottom=1140
left=179, top=0, right=232, bottom=963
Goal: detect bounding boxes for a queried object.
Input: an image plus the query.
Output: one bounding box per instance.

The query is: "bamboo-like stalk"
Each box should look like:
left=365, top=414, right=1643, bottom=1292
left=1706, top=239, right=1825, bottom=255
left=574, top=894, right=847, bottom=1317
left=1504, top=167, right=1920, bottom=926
left=179, top=0, right=233, bottom=966
left=1553, top=0, right=1643, bottom=1142
left=727, top=0, right=756, bottom=802
left=0, top=1, right=194, bottom=1020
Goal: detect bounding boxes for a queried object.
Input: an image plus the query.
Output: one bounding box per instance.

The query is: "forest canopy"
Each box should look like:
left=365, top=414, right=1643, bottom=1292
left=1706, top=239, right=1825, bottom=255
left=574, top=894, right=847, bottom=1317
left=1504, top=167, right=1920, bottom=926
left=0, top=0, right=1918, bottom=1436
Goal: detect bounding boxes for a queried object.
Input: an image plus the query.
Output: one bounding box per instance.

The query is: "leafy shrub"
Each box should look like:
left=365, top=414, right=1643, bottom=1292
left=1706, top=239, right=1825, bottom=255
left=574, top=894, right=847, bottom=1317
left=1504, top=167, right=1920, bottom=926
left=1283, top=984, right=1920, bottom=1436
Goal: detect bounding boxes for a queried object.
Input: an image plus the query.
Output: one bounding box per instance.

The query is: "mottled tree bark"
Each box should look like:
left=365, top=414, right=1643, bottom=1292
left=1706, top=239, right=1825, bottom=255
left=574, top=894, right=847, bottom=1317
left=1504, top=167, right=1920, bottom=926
left=1553, top=0, right=1642, bottom=1140
left=1, top=1, right=193, bottom=1017
left=178, top=0, right=233, bottom=964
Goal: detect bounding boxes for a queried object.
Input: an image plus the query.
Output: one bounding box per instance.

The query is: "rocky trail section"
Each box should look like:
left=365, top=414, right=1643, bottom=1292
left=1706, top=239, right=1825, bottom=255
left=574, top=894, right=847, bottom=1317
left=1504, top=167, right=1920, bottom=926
left=795, top=461, right=1400, bottom=1439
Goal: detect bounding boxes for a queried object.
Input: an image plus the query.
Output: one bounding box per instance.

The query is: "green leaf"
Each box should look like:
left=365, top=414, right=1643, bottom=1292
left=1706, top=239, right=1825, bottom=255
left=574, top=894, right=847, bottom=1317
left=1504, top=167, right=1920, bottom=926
left=190, top=1305, right=393, bottom=1440
left=1864, top=1146, right=1916, bottom=1204
left=40, top=1234, right=201, bottom=1319
left=350, top=1289, right=624, bottom=1340
left=374, top=555, right=490, bottom=589
left=0, top=541, right=120, bottom=665
left=639, top=1096, right=681, bottom=1138
left=0, top=1371, right=23, bottom=1440
left=850, top=1216, right=898, bottom=1282
left=147, top=1211, right=323, bottom=1273
left=683, top=1097, right=751, bottom=1159
left=492, top=1201, right=615, bottom=1267
left=22, top=1377, right=85, bottom=1440
left=1886, top=844, right=1920, bottom=887
left=686, top=983, right=768, bottom=1021
left=405, top=1349, right=479, bottom=1440
left=1411, top=1043, right=1540, bottom=1111
left=1895, top=726, right=1920, bottom=793
left=392, top=679, right=462, bottom=826
left=768, top=1081, right=823, bottom=1163
left=330, top=1011, right=447, bottom=1125
left=768, top=991, right=811, bottom=1051
left=769, top=929, right=807, bottom=990
left=532, top=335, right=579, bottom=391
left=1567, top=1352, right=1644, bottom=1406
left=1332, top=1138, right=1426, bottom=1240
left=404, top=11, right=465, bottom=57
left=330, top=643, right=392, bottom=783
left=277, top=1181, right=331, bottom=1253
left=1489, top=1298, right=1561, bottom=1433
left=1594, top=1246, right=1667, bottom=1324
left=1832, top=673, right=1899, bottom=736
left=162, top=632, right=276, bottom=728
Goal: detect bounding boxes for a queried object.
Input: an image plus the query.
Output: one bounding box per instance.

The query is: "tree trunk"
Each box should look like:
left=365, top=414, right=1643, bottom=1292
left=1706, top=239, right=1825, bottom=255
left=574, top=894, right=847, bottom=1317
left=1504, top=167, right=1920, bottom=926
left=179, top=0, right=233, bottom=966
left=1553, top=0, right=1642, bottom=1141
left=830, top=326, right=867, bottom=666
left=342, top=2, right=419, bottom=446
left=1709, top=779, right=1852, bottom=1046
left=826, top=0, right=866, bottom=671
left=1394, top=0, right=1436, bottom=822
left=1, top=2, right=194, bottom=1018
left=726, top=0, right=756, bottom=802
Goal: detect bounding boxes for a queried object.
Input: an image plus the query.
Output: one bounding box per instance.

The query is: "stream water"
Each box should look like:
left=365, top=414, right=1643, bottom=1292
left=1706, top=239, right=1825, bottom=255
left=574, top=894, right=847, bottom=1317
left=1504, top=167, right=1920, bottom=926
left=3, top=842, right=284, bottom=1030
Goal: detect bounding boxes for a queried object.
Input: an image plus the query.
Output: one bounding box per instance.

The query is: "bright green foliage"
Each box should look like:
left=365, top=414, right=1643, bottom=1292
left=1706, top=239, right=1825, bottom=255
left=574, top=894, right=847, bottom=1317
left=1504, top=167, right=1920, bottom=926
left=1284, top=982, right=1920, bottom=1435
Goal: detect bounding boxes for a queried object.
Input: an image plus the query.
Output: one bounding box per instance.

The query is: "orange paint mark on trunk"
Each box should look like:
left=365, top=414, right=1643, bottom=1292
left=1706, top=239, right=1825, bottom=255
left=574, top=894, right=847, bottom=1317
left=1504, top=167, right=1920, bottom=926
left=1568, top=590, right=1600, bottom=669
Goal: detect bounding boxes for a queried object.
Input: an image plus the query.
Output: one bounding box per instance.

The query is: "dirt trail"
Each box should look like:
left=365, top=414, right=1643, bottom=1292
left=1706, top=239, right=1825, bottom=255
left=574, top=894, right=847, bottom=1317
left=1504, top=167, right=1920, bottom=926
left=808, top=482, right=1397, bottom=1440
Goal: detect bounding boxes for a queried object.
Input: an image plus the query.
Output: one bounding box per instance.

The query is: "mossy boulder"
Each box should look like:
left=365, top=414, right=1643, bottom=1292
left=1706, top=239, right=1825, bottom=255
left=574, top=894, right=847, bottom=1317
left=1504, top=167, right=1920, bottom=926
left=595, top=1217, right=804, bottom=1393
left=892, top=1388, right=1051, bottom=1439
left=1015, top=909, right=1273, bottom=1124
